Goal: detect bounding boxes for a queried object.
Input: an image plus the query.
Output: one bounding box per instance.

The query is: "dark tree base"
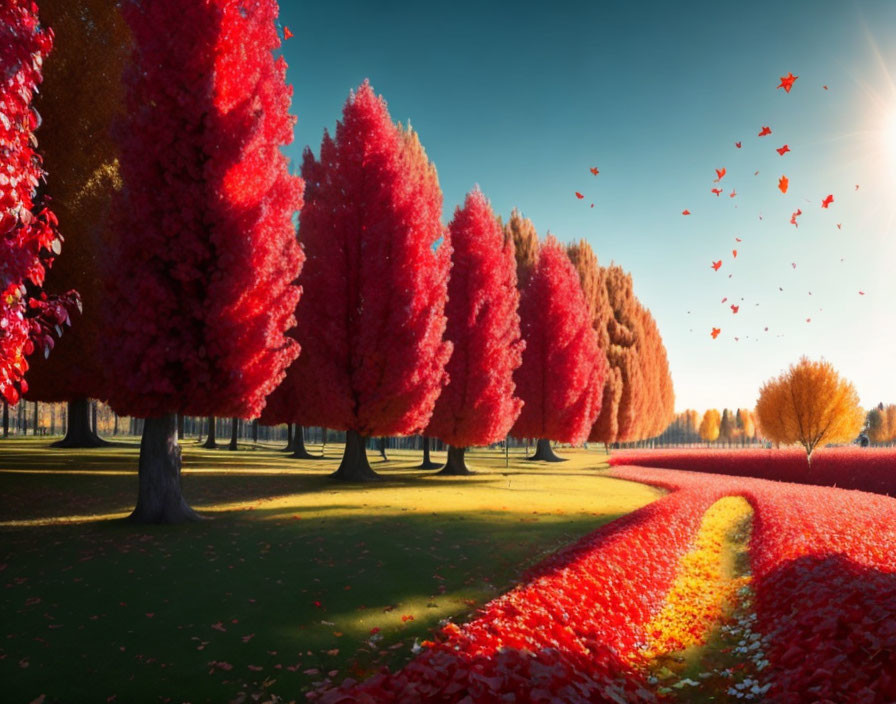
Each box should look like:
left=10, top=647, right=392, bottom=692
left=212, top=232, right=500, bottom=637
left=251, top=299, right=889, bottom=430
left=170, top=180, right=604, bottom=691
left=330, top=430, right=382, bottom=482
left=130, top=414, right=200, bottom=524
left=417, top=436, right=440, bottom=469
left=280, top=424, right=295, bottom=452
left=437, top=445, right=474, bottom=475
left=202, top=416, right=217, bottom=449
left=51, top=399, right=109, bottom=448
left=291, top=426, right=322, bottom=459
left=528, top=438, right=566, bottom=462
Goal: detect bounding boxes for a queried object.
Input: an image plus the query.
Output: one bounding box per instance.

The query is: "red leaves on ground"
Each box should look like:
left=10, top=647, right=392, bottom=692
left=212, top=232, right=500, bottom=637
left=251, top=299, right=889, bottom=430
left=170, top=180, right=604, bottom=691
left=610, top=464, right=896, bottom=702
left=312, top=479, right=732, bottom=703
left=610, top=448, right=896, bottom=495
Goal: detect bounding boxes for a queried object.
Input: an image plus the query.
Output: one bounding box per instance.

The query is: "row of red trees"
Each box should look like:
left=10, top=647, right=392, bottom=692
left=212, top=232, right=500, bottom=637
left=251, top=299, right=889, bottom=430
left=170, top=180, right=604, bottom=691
left=3, top=0, right=674, bottom=522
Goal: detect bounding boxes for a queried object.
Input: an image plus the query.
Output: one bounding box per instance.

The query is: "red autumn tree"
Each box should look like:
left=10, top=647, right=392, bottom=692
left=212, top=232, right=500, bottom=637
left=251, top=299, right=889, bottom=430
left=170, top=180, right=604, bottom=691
left=512, top=236, right=606, bottom=460
left=292, top=81, right=451, bottom=481
left=104, top=0, right=303, bottom=522
left=426, top=187, right=524, bottom=475
left=23, top=0, right=131, bottom=447
left=0, top=0, right=78, bottom=405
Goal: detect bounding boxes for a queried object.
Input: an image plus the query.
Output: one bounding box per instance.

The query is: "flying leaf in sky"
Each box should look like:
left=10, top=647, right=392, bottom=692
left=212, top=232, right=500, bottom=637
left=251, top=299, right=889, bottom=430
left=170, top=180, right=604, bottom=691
left=778, top=175, right=789, bottom=193
left=735, top=237, right=742, bottom=242
left=837, top=223, right=842, bottom=229
left=712, top=260, right=722, bottom=271
left=711, top=188, right=723, bottom=196
left=776, top=144, right=790, bottom=156
left=777, top=72, right=798, bottom=92
left=790, top=209, right=802, bottom=227
left=283, top=26, right=294, bottom=40
left=735, top=141, right=742, bottom=148
left=859, top=291, right=865, bottom=295
left=732, top=249, right=738, bottom=258
left=590, top=167, right=599, bottom=175
left=711, top=327, right=721, bottom=339
left=575, top=192, right=584, bottom=199
left=729, top=189, right=737, bottom=198
left=682, top=209, right=691, bottom=215
left=731, top=305, right=739, bottom=314
left=758, top=126, right=772, bottom=137
left=821, top=194, right=834, bottom=208
left=714, top=167, right=726, bottom=182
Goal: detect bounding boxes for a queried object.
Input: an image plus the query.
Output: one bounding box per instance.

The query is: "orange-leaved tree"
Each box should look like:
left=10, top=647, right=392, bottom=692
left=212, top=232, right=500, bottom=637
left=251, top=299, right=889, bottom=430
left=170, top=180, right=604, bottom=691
left=755, top=357, right=864, bottom=464
left=699, top=409, right=720, bottom=443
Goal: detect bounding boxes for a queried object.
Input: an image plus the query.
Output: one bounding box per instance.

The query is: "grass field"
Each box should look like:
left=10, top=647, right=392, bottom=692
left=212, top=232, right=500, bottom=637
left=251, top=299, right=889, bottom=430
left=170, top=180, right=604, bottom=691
left=0, top=438, right=662, bottom=704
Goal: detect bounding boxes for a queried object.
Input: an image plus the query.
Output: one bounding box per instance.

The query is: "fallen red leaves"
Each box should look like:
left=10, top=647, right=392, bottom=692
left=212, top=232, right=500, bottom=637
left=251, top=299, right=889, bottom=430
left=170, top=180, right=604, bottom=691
left=609, top=447, right=896, bottom=495
left=611, top=465, right=896, bottom=703
left=311, top=488, right=728, bottom=703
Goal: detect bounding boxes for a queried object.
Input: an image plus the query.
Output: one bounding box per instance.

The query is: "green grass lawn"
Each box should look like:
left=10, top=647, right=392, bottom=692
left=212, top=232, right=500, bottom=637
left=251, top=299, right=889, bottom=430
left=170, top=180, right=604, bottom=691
left=0, top=437, right=663, bottom=704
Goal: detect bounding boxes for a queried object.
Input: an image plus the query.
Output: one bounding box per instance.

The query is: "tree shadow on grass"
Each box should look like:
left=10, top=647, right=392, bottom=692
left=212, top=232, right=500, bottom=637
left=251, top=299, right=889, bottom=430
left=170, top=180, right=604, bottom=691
left=0, top=506, right=635, bottom=703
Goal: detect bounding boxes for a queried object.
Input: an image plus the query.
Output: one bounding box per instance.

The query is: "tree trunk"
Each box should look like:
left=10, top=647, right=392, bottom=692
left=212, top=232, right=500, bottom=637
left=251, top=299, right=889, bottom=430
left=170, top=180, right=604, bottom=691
left=330, top=429, right=381, bottom=482
left=529, top=437, right=565, bottom=462
left=281, top=423, right=294, bottom=452
left=32, top=401, right=38, bottom=435
left=251, top=419, right=258, bottom=443
left=437, top=445, right=473, bottom=475
left=2, top=401, right=8, bottom=438
left=51, top=398, right=108, bottom=448
left=202, top=416, right=217, bottom=449
left=292, top=425, right=320, bottom=459
left=91, top=401, right=98, bottom=434
left=417, top=435, right=440, bottom=469
left=177, top=414, right=185, bottom=441
left=377, top=436, right=388, bottom=461
left=129, top=414, right=199, bottom=524
left=228, top=417, right=239, bottom=450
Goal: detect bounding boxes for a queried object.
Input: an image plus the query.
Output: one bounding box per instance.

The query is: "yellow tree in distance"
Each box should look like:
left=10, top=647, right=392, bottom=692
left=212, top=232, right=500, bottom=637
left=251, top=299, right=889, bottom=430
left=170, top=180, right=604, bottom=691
left=699, top=409, right=720, bottom=443
left=755, top=357, right=865, bottom=464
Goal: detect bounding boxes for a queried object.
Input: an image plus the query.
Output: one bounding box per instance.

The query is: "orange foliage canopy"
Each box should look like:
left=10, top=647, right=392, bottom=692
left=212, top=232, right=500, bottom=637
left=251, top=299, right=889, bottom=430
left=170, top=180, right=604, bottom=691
left=755, top=357, right=864, bottom=462
left=503, top=209, right=539, bottom=290
left=699, top=409, right=721, bottom=442
left=25, top=0, right=131, bottom=403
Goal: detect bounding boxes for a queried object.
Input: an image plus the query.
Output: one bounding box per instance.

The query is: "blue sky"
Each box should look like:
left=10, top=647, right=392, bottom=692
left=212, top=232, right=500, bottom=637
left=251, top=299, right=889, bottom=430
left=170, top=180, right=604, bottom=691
left=278, top=0, right=896, bottom=412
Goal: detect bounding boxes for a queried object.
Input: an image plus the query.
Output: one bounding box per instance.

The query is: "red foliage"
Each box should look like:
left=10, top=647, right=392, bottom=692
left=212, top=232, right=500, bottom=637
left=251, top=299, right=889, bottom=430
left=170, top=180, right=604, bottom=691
left=104, top=0, right=303, bottom=418
left=286, top=82, right=451, bottom=436
left=0, top=0, right=77, bottom=404
left=512, top=237, right=605, bottom=444
left=426, top=188, right=524, bottom=447
left=610, top=447, right=896, bottom=495
left=313, top=479, right=731, bottom=703
left=611, top=465, right=896, bottom=703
